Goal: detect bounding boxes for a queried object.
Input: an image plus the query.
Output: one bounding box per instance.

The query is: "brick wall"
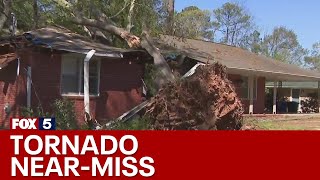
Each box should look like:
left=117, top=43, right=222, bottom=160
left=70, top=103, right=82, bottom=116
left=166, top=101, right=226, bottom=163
left=28, top=52, right=62, bottom=112
left=0, top=50, right=145, bottom=126
left=66, top=59, right=144, bottom=124
left=0, top=59, right=27, bottom=128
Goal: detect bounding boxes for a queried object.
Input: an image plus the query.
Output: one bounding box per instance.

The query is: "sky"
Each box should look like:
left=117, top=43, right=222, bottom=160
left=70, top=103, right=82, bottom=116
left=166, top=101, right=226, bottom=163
left=175, top=0, right=320, bottom=49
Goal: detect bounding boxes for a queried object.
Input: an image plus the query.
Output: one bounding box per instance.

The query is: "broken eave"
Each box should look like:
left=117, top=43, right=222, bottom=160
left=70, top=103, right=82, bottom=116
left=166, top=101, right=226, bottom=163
left=23, top=28, right=149, bottom=59
left=0, top=52, right=18, bottom=69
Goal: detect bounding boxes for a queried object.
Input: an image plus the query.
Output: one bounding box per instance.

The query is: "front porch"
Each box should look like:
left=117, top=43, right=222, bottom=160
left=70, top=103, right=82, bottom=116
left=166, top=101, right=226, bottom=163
left=227, top=67, right=320, bottom=115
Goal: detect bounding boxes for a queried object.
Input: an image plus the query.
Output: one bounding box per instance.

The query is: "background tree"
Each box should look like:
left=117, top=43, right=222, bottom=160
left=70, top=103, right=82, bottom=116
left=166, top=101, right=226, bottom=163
left=0, top=0, right=312, bottom=74
left=163, top=0, right=174, bottom=35
left=305, top=42, right=320, bottom=70
left=0, top=0, right=12, bottom=32
left=174, top=6, right=212, bottom=40
left=212, top=2, right=254, bottom=46
left=261, top=26, right=308, bottom=65
left=238, top=29, right=262, bottom=53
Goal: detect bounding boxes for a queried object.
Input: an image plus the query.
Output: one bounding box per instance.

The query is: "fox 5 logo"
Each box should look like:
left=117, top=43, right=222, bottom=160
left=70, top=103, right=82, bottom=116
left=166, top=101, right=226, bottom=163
left=11, top=118, right=56, bottom=130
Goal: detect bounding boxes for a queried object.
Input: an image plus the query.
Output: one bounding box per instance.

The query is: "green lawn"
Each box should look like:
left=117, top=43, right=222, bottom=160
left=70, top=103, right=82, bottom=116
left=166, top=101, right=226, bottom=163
left=243, top=115, right=320, bottom=130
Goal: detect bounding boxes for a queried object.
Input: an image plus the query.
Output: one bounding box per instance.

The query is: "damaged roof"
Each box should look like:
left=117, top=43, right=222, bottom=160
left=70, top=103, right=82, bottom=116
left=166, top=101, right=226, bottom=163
left=156, top=35, right=320, bottom=81
left=0, top=27, right=147, bottom=68
left=24, top=27, right=146, bottom=57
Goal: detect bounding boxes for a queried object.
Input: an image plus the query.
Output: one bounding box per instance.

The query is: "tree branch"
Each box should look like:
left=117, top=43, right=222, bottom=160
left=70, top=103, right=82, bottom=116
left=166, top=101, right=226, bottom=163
left=126, top=0, right=135, bottom=32
left=72, top=16, right=141, bottom=48
left=54, top=0, right=175, bottom=87
left=109, top=0, right=131, bottom=19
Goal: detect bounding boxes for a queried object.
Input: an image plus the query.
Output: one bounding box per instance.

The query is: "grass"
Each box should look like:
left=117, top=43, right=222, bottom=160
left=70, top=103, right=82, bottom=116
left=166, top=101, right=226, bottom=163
left=243, top=115, right=320, bottom=130
left=105, top=117, right=151, bottom=130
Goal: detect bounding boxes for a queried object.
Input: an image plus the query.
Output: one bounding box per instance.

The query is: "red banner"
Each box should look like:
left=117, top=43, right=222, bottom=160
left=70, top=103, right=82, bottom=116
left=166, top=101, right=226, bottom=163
left=1, top=131, right=320, bottom=179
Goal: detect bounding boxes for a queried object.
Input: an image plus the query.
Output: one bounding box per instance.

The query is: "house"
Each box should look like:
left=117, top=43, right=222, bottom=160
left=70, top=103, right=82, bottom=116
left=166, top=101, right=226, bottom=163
left=0, top=27, right=150, bottom=128
left=155, top=35, right=320, bottom=114
left=265, top=81, right=319, bottom=113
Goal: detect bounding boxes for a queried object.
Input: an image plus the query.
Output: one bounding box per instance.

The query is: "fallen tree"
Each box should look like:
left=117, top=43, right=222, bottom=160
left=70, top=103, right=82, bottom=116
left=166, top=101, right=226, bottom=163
left=145, top=63, right=244, bottom=130
left=53, top=0, right=175, bottom=89
left=53, top=1, right=244, bottom=129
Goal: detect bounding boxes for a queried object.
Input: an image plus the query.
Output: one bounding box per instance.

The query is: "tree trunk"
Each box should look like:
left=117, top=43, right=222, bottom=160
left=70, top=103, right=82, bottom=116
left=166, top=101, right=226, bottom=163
left=72, top=16, right=141, bottom=48
left=33, top=0, right=39, bottom=29
left=55, top=0, right=175, bottom=87
left=165, top=0, right=174, bottom=35
left=0, top=0, right=12, bottom=31
left=71, top=16, right=175, bottom=87
left=141, top=31, right=175, bottom=88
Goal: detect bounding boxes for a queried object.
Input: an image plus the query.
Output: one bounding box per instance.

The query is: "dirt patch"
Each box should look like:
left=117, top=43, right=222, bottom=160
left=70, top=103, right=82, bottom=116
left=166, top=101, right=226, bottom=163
left=145, top=63, right=244, bottom=130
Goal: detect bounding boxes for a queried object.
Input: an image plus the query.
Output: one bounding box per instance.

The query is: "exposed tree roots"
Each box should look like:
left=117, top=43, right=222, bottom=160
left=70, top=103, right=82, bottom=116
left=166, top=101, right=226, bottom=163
left=145, top=63, right=244, bottom=130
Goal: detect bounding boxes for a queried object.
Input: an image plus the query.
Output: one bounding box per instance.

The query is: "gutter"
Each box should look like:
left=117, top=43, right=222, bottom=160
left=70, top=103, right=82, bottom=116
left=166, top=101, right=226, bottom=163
left=84, top=50, right=96, bottom=115
left=226, top=66, right=320, bottom=81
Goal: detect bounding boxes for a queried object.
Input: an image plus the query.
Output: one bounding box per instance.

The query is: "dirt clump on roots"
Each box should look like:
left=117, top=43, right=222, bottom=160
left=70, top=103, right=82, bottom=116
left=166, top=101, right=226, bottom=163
left=145, top=63, right=244, bottom=130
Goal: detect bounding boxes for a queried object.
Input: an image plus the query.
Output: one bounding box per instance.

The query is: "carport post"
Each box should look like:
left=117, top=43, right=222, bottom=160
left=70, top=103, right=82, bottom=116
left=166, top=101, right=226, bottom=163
left=273, top=81, right=277, bottom=114
left=248, top=76, right=254, bottom=114
left=27, top=66, right=31, bottom=108
left=318, top=81, right=320, bottom=113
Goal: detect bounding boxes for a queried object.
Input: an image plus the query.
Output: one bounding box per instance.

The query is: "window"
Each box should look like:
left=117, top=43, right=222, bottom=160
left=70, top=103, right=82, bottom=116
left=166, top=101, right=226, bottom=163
left=237, top=76, right=257, bottom=100
left=61, top=55, right=100, bottom=96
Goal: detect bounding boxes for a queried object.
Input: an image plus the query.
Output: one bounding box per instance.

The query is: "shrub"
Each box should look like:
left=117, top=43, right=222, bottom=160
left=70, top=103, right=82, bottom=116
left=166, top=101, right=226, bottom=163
left=52, top=99, right=78, bottom=130
left=21, top=99, right=79, bottom=130
left=21, top=106, right=50, bottom=117
left=107, top=116, right=151, bottom=130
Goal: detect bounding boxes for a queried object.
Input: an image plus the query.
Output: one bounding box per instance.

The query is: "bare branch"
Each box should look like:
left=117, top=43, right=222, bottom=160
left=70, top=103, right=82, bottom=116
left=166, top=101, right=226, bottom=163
left=83, top=26, right=92, bottom=37
left=109, top=0, right=131, bottom=19
left=126, top=0, right=135, bottom=32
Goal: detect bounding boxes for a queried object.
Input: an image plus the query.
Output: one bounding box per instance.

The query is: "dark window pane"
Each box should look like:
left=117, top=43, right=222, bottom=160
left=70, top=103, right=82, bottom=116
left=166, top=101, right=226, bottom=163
left=80, top=60, right=99, bottom=95
left=61, top=58, right=79, bottom=94
left=61, top=75, right=78, bottom=93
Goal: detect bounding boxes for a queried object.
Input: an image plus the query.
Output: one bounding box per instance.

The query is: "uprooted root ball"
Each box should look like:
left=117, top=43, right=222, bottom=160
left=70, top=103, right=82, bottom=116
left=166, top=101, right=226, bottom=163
left=145, top=63, right=244, bottom=130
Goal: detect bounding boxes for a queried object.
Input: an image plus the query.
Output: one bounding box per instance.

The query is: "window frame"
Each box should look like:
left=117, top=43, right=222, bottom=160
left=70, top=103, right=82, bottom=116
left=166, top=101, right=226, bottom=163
left=60, top=53, right=101, bottom=97
left=238, top=76, right=258, bottom=100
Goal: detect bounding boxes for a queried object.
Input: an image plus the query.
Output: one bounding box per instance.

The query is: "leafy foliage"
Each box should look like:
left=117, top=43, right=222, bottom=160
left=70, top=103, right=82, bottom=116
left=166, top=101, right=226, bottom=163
left=174, top=6, right=213, bottom=40
left=52, top=99, right=78, bottom=130
left=212, top=2, right=254, bottom=46
left=144, top=63, right=160, bottom=97
left=21, top=99, right=79, bottom=130
left=261, top=27, right=308, bottom=65
left=3, top=0, right=164, bottom=43
left=21, top=106, right=50, bottom=117
left=305, top=42, right=320, bottom=70
left=106, top=117, right=151, bottom=130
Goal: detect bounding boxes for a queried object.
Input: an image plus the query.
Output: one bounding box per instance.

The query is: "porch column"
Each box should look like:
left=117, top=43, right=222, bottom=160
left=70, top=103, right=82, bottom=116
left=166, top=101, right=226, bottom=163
left=84, top=62, right=89, bottom=113
left=83, top=50, right=96, bottom=115
left=273, top=81, right=277, bottom=114
left=248, top=76, right=254, bottom=114
left=27, top=66, right=31, bottom=108
left=318, top=81, right=320, bottom=113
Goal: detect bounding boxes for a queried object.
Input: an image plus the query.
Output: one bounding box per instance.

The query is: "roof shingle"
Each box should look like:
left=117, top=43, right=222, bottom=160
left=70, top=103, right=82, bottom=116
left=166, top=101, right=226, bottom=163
left=156, top=35, right=320, bottom=81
